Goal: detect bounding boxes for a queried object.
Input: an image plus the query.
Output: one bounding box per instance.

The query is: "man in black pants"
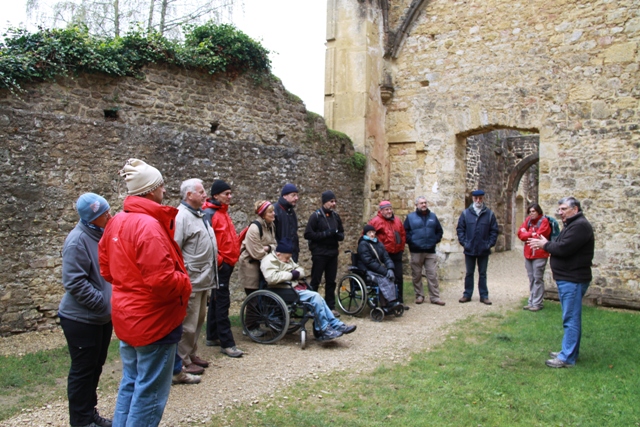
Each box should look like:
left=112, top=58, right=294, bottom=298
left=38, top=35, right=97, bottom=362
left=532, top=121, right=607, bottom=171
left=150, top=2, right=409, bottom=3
left=59, top=193, right=113, bottom=427
left=304, top=190, right=344, bottom=316
left=274, top=183, right=300, bottom=262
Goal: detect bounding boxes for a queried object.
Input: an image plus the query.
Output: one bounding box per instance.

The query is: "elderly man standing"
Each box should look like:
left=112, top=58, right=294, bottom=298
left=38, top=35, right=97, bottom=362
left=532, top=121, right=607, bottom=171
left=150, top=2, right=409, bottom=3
left=304, top=190, right=344, bottom=316
left=274, top=183, right=300, bottom=262
left=528, top=197, right=594, bottom=368
left=174, top=178, right=218, bottom=378
left=403, top=196, right=445, bottom=306
left=368, top=201, right=408, bottom=310
left=203, top=180, right=243, bottom=358
left=99, top=159, right=191, bottom=427
left=59, top=193, right=113, bottom=427
left=456, top=190, right=499, bottom=305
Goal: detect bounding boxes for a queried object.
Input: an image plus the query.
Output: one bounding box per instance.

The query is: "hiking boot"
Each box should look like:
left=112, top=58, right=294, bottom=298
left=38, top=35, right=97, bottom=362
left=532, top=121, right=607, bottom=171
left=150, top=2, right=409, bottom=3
left=480, top=298, right=492, bottom=305
left=336, top=324, right=357, bottom=334
left=206, top=339, right=221, bottom=347
left=190, top=355, right=209, bottom=368
left=331, top=309, right=341, bottom=318
left=184, top=363, right=204, bottom=375
left=549, top=351, right=560, bottom=358
left=523, top=305, right=531, bottom=310
left=459, top=296, right=471, bottom=303
left=431, top=300, right=446, bottom=306
left=93, top=409, right=112, bottom=427
left=528, top=306, right=542, bottom=312
left=243, top=327, right=266, bottom=337
left=220, top=346, right=244, bottom=358
left=172, top=370, right=201, bottom=385
left=317, top=326, right=343, bottom=341
left=415, top=296, right=425, bottom=304
left=545, top=357, right=573, bottom=368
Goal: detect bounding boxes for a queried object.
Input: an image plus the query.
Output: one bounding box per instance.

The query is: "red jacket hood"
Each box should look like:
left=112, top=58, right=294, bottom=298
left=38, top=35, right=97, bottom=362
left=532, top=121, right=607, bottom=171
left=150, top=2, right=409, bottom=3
left=123, top=196, right=180, bottom=241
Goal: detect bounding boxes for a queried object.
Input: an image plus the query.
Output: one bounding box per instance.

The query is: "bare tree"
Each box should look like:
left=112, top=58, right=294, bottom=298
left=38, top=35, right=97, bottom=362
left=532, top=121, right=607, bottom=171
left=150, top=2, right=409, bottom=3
left=26, top=0, right=239, bottom=38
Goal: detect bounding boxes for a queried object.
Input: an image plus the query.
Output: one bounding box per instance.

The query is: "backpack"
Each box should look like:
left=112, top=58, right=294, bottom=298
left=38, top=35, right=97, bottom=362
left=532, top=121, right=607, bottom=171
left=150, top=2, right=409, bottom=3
left=528, top=215, right=561, bottom=242
left=237, top=220, right=263, bottom=250
left=545, top=215, right=561, bottom=241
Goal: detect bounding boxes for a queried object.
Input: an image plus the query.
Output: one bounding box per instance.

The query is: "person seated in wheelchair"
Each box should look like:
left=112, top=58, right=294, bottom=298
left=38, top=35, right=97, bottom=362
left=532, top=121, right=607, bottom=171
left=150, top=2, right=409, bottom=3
left=358, top=225, right=401, bottom=311
left=260, top=238, right=357, bottom=341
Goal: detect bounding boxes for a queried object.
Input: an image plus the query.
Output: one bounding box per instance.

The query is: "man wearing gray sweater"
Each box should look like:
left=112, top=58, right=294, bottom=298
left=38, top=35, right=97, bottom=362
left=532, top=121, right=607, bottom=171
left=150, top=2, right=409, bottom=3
left=59, top=193, right=113, bottom=427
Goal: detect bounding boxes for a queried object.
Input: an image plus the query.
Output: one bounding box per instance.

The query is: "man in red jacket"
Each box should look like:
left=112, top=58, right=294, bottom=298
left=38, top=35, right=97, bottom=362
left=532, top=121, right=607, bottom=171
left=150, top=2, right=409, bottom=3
left=368, top=201, right=408, bottom=310
left=203, top=180, right=243, bottom=358
left=99, top=159, right=191, bottom=427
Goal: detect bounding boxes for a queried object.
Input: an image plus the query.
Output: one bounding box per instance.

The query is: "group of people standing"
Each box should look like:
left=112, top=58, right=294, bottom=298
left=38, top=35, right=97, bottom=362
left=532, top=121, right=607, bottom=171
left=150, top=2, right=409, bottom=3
left=57, top=155, right=595, bottom=427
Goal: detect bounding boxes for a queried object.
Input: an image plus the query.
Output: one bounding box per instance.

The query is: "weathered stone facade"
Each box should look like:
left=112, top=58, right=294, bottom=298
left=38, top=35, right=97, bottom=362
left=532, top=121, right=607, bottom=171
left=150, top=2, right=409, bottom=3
left=0, top=65, right=365, bottom=334
left=326, top=0, right=640, bottom=308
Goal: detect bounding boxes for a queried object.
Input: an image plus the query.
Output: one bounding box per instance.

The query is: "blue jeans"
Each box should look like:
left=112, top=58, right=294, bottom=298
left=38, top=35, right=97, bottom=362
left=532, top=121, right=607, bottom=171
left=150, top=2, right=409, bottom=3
left=297, top=290, right=343, bottom=332
left=113, top=341, right=176, bottom=427
left=464, top=255, right=489, bottom=299
left=556, top=280, right=590, bottom=365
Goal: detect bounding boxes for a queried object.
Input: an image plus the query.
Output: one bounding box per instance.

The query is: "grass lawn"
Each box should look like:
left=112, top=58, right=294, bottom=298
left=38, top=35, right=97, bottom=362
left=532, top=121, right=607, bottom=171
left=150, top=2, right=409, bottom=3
left=215, top=301, right=640, bottom=427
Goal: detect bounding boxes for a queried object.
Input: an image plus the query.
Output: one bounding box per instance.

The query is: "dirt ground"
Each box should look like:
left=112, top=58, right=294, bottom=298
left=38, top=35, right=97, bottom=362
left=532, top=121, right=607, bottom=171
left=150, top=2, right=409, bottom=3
left=0, top=248, right=531, bottom=427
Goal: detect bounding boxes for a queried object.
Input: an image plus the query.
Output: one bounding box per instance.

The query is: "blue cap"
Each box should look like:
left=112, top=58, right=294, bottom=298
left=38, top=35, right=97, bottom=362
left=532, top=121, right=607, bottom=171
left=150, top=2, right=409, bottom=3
left=76, top=193, right=110, bottom=222
left=471, top=190, right=485, bottom=196
left=281, top=183, right=299, bottom=196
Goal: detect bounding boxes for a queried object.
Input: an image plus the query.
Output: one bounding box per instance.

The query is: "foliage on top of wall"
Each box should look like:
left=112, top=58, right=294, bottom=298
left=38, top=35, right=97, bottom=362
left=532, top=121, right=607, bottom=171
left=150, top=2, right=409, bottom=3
left=0, top=22, right=271, bottom=93
left=343, top=152, right=366, bottom=172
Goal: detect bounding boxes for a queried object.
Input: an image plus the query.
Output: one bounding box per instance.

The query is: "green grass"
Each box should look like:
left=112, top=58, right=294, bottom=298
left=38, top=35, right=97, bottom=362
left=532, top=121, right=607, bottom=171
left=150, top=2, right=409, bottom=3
left=0, top=339, right=121, bottom=420
left=213, top=302, right=640, bottom=427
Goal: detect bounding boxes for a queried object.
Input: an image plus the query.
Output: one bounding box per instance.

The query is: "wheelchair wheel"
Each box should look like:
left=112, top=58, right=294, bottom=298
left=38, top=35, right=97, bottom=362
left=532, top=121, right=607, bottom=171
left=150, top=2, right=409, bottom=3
left=336, top=274, right=367, bottom=316
left=393, top=304, right=404, bottom=317
left=300, top=329, right=307, bottom=350
left=240, top=290, right=290, bottom=344
left=370, top=307, right=385, bottom=322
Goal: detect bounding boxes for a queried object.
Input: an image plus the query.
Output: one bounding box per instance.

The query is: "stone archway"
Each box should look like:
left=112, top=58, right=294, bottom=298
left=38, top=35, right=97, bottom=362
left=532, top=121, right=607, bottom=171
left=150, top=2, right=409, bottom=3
left=505, top=152, right=539, bottom=250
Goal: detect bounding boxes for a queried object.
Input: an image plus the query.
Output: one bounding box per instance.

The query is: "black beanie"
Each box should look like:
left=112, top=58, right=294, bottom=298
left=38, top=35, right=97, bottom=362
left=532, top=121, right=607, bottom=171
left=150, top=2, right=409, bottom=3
left=210, top=180, right=231, bottom=196
left=363, top=224, right=376, bottom=234
left=276, top=237, right=295, bottom=254
left=322, top=190, right=336, bottom=204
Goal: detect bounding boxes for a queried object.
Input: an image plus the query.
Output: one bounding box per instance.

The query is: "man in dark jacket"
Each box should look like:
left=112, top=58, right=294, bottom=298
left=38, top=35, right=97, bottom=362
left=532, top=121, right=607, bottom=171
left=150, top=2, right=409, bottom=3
left=456, top=190, right=499, bottom=305
left=60, top=193, right=113, bottom=427
left=528, top=196, right=594, bottom=368
left=304, top=190, right=344, bottom=314
left=274, top=183, right=300, bottom=262
left=404, top=196, right=445, bottom=306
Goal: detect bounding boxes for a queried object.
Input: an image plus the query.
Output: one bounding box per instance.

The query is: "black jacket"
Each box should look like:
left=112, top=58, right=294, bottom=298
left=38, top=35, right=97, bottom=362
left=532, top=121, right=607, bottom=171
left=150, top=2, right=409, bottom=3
left=303, top=208, right=344, bottom=257
left=357, top=237, right=394, bottom=276
left=456, top=204, right=499, bottom=257
left=274, top=196, right=299, bottom=260
left=544, top=212, right=594, bottom=283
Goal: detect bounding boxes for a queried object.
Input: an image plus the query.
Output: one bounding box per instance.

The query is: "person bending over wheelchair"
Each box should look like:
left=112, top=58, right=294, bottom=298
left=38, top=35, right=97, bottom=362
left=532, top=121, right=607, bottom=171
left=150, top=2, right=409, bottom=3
left=358, top=225, right=401, bottom=310
left=260, top=238, right=357, bottom=341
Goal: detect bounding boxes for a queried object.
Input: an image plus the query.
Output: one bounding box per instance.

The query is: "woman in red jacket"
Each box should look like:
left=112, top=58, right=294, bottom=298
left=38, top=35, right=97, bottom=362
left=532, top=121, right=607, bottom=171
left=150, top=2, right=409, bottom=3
left=517, top=203, right=551, bottom=311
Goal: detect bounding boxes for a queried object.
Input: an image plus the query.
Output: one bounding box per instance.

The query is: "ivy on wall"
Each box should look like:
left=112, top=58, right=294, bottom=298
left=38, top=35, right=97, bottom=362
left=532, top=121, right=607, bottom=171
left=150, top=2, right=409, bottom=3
left=0, top=22, right=271, bottom=93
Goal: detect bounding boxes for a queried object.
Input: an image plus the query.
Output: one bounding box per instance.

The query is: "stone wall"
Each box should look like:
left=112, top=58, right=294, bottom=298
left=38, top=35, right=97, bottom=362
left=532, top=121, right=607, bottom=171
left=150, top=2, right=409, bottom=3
left=327, top=0, right=640, bottom=308
left=0, top=65, right=365, bottom=334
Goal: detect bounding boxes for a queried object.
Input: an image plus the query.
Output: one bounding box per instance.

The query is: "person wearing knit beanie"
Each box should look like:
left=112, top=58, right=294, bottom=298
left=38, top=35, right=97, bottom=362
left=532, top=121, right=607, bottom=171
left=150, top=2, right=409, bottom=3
left=275, top=183, right=300, bottom=262
left=119, top=158, right=164, bottom=196
left=303, top=190, right=344, bottom=316
left=210, top=180, right=231, bottom=197
left=76, top=193, right=110, bottom=223
left=280, top=183, right=298, bottom=196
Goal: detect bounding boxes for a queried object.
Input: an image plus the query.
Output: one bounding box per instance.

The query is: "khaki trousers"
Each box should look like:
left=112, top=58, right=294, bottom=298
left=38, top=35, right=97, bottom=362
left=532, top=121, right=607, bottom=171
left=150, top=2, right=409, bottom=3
left=410, top=252, right=441, bottom=302
left=178, top=290, right=208, bottom=366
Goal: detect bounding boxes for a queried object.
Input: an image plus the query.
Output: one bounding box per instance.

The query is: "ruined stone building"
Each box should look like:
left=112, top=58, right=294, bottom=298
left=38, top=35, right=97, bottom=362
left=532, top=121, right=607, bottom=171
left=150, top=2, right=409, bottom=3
left=325, top=0, right=639, bottom=308
left=0, top=67, right=365, bottom=334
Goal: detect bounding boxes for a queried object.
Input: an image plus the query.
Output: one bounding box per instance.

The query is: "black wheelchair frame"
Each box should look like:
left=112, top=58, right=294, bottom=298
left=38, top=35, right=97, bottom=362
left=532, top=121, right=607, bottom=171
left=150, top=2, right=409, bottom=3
left=336, top=250, right=404, bottom=322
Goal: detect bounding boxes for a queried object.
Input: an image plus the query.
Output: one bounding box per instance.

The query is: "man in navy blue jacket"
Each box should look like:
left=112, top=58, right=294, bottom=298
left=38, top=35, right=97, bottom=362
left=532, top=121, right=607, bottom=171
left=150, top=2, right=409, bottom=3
left=456, top=190, right=499, bottom=305
left=404, top=196, right=445, bottom=306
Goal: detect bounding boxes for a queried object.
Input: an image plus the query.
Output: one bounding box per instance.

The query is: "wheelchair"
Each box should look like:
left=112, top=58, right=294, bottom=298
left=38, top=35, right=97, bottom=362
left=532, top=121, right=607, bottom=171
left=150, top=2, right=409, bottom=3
left=240, top=279, right=316, bottom=349
left=336, top=250, right=404, bottom=322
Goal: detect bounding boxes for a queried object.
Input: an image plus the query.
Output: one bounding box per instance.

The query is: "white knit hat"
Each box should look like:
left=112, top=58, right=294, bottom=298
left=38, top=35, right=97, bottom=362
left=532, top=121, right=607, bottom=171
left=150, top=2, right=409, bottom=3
left=119, top=158, right=164, bottom=196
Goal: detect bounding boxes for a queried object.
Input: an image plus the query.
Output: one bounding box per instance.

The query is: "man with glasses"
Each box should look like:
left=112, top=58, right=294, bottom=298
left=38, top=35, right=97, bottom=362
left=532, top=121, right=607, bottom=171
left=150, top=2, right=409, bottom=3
left=528, top=196, right=594, bottom=368
left=456, top=190, right=499, bottom=305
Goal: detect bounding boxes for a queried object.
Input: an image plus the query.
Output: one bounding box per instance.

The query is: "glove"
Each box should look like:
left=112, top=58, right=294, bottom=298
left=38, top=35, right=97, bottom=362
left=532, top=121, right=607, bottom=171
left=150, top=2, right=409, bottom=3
left=291, top=270, right=301, bottom=280
left=385, top=270, right=395, bottom=281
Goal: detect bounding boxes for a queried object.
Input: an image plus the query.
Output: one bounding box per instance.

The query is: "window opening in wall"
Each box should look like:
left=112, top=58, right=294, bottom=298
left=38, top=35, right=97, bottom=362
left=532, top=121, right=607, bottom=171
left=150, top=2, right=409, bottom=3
left=104, top=109, right=118, bottom=121
left=464, top=128, right=540, bottom=252
left=210, top=122, right=219, bottom=133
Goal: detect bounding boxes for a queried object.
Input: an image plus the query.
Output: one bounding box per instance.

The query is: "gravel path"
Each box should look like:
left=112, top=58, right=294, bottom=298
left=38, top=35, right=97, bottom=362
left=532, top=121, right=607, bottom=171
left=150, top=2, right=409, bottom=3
left=0, top=248, right=530, bottom=427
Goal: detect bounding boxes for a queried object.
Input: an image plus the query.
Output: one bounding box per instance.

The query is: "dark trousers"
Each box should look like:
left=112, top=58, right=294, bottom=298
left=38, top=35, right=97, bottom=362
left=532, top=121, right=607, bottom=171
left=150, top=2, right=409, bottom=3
left=309, top=254, right=338, bottom=310
left=464, top=254, right=490, bottom=299
left=389, top=251, right=405, bottom=304
left=206, top=262, right=236, bottom=348
left=59, top=317, right=112, bottom=427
